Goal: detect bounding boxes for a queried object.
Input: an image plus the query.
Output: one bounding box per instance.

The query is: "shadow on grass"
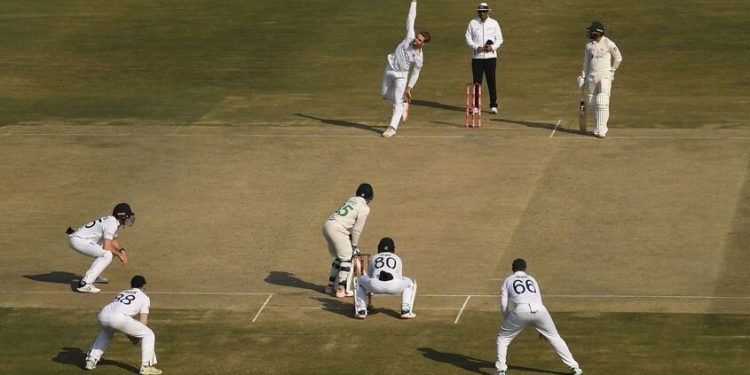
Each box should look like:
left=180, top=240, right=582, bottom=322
left=264, top=271, right=325, bottom=294
left=417, top=347, right=568, bottom=375
left=53, top=347, right=139, bottom=373
left=417, top=347, right=494, bottom=374
left=295, top=113, right=383, bottom=134
left=410, top=99, right=465, bottom=113
left=23, top=271, right=77, bottom=284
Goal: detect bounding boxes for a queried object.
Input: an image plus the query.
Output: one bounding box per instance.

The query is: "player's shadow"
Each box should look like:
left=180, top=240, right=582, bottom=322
left=53, top=347, right=139, bottom=373
left=418, top=347, right=568, bottom=375
left=495, top=118, right=584, bottom=136
left=417, top=347, right=494, bottom=374
left=410, top=99, right=466, bottom=113
left=295, top=113, right=383, bottom=134
left=23, top=271, right=77, bottom=284
left=264, top=271, right=326, bottom=294
left=24, top=271, right=80, bottom=291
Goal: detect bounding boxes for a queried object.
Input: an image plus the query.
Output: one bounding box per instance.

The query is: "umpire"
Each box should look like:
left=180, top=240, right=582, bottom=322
left=465, top=2, right=503, bottom=114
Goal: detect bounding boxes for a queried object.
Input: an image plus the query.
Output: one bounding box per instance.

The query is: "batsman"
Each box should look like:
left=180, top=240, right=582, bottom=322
left=578, top=21, right=622, bottom=138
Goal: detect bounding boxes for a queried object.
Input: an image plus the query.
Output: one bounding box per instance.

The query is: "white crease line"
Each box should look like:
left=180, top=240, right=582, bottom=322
left=2, top=291, right=749, bottom=300
left=550, top=120, right=561, bottom=137
left=252, top=293, right=273, bottom=323
left=454, top=295, right=472, bottom=324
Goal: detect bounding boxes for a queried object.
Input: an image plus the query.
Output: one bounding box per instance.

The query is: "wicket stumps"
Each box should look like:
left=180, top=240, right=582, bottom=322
left=353, top=253, right=373, bottom=307
left=465, top=83, right=482, bottom=128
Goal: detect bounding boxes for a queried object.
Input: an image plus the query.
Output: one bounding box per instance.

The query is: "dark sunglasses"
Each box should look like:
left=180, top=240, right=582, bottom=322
left=478, top=10, right=489, bottom=13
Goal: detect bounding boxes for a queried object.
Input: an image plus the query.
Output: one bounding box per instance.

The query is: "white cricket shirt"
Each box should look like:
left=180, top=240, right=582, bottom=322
left=583, top=36, right=622, bottom=73
left=326, top=196, right=370, bottom=246
left=368, top=252, right=404, bottom=280
left=500, top=271, right=544, bottom=313
left=100, top=288, right=150, bottom=318
left=386, top=1, right=424, bottom=88
left=72, top=215, right=120, bottom=243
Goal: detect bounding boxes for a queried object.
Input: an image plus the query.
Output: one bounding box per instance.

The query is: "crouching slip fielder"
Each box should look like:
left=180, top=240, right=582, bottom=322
left=85, top=275, right=163, bottom=375
left=67, top=203, right=134, bottom=293
left=495, top=259, right=582, bottom=375
left=578, top=21, right=622, bottom=138
left=354, top=237, right=417, bottom=319
left=323, top=183, right=373, bottom=298
left=381, top=0, right=431, bottom=138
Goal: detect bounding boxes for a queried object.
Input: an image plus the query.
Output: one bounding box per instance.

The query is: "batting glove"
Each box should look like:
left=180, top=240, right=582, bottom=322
left=352, top=245, right=360, bottom=254
left=577, top=75, right=585, bottom=89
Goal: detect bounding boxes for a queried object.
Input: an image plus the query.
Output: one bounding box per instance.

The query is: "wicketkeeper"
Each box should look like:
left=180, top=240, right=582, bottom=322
left=353, top=237, right=417, bottom=320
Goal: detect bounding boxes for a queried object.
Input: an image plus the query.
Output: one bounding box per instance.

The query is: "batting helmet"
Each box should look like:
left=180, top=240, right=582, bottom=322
left=131, top=275, right=147, bottom=288
left=378, top=237, right=395, bottom=253
left=356, top=183, right=374, bottom=201
left=588, top=21, right=605, bottom=38
left=113, top=203, right=135, bottom=226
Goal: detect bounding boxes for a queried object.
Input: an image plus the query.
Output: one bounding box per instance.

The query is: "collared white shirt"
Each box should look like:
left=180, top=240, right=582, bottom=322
left=465, top=16, right=503, bottom=59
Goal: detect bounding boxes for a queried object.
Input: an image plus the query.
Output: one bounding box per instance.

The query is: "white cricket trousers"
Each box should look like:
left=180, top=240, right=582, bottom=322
left=585, top=70, right=613, bottom=136
left=88, top=312, right=157, bottom=367
left=354, top=274, right=416, bottom=313
left=68, top=236, right=113, bottom=284
left=381, top=67, right=408, bottom=130
left=495, top=304, right=579, bottom=372
left=322, top=220, right=355, bottom=290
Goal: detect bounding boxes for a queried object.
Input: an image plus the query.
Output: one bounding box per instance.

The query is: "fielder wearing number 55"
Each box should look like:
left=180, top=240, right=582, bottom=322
left=66, top=203, right=135, bottom=294
left=323, top=183, right=374, bottom=298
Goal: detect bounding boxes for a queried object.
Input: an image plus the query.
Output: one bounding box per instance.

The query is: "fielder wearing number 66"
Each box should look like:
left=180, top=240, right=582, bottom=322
left=494, top=259, right=583, bottom=375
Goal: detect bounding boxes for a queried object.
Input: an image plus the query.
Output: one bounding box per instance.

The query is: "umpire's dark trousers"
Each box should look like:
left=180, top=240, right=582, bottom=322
left=472, top=58, right=498, bottom=109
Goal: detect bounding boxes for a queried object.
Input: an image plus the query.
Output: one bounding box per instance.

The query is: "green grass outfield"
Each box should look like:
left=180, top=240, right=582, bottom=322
left=2, top=308, right=750, bottom=375
left=1, top=1, right=749, bottom=375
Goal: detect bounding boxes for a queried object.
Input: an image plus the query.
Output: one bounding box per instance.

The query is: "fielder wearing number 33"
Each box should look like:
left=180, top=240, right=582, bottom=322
left=494, top=259, right=583, bottom=375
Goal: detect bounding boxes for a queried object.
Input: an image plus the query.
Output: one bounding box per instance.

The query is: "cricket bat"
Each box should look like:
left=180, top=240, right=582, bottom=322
left=578, top=88, right=587, bottom=133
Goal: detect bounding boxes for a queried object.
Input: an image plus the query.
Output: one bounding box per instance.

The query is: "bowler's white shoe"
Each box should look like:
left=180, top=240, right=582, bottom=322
left=402, top=102, right=409, bottom=122
left=491, top=107, right=498, bottom=114
left=494, top=371, right=506, bottom=375
left=355, top=310, right=367, bottom=320
left=77, top=283, right=101, bottom=294
left=84, top=358, right=97, bottom=370
left=140, top=366, right=163, bottom=375
left=571, top=368, right=583, bottom=375
left=400, top=310, right=416, bottom=319
left=94, top=275, right=109, bottom=283
left=382, top=127, right=397, bottom=138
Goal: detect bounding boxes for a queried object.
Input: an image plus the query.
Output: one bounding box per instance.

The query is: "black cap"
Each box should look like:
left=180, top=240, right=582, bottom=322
left=378, top=237, right=395, bottom=253
left=356, top=183, right=374, bottom=201
left=131, top=275, right=147, bottom=288
left=588, top=21, right=605, bottom=33
left=113, top=203, right=134, bottom=217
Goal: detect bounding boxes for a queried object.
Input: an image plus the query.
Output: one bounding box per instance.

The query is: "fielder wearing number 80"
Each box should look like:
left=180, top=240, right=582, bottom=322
left=353, top=237, right=417, bottom=320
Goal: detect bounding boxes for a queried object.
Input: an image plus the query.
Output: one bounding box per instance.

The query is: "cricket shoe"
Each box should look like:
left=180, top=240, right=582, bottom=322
left=84, top=357, right=97, bottom=370
left=77, top=283, right=101, bottom=294
left=140, top=366, right=163, bottom=375
left=94, top=275, right=109, bottom=283
left=382, top=127, right=397, bottom=138
left=355, top=310, right=367, bottom=320
left=324, top=283, right=334, bottom=295
left=335, top=288, right=354, bottom=298
left=491, top=107, right=498, bottom=114
left=494, top=371, right=506, bottom=375
left=402, top=101, right=409, bottom=122
left=571, top=368, right=583, bottom=375
left=400, top=310, right=416, bottom=319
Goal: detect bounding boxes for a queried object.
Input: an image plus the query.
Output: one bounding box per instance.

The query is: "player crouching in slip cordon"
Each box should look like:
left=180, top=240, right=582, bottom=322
left=353, top=237, right=417, bottom=319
